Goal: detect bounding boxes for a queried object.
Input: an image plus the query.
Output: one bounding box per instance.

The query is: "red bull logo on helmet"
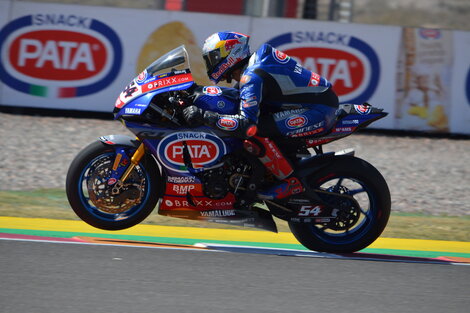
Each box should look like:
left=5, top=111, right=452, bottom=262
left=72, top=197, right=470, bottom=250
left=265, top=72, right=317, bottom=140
left=266, top=31, right=380, bottom=104
left=0, top=14, right=122, bottom=98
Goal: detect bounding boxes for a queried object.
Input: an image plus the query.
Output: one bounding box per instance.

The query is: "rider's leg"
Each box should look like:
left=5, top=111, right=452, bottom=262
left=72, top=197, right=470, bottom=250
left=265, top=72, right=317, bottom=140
left=250, top=105, right=337, bottom=200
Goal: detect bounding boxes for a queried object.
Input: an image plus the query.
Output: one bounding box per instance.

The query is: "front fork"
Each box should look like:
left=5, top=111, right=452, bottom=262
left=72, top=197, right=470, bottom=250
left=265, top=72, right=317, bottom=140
left=120, top=142, right=145, bottom=182
left=108, top=142, right=146, bottom=191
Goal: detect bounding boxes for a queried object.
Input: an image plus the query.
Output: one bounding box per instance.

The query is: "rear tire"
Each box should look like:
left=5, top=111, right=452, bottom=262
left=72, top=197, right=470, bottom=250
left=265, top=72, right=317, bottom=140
left=289, top=155, right=391, bottom=253
left=66, top=141, right=162, bottom=230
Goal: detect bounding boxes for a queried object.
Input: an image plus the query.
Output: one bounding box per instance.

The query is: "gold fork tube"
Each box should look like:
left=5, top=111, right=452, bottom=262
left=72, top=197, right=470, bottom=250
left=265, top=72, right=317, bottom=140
left=120, top=142, right=145, bottom=182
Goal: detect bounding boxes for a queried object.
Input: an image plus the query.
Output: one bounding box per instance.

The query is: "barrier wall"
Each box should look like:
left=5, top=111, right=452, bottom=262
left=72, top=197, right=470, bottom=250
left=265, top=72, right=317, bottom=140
left=0, top=0, right=469, bottom=134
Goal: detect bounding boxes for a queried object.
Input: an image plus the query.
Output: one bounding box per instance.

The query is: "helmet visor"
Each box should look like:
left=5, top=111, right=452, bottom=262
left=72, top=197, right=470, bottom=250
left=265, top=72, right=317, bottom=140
left=203, top=48, right=222, bottom=74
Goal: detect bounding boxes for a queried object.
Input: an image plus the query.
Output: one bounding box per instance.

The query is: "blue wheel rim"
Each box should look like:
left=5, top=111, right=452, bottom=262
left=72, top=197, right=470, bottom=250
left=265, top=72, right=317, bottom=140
left=307, top=176, right=378, bottom=245
left=77, top=151, right=152, bottom=222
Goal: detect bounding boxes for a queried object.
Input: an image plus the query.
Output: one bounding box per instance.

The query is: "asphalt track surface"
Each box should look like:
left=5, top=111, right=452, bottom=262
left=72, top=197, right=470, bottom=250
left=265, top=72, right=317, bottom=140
left=1, top=238, right=469, bottom=313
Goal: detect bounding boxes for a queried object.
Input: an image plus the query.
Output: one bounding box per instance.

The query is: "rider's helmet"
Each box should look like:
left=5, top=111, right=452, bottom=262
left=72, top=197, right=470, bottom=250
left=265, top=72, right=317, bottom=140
left=202, top=31, right=250, bottom=84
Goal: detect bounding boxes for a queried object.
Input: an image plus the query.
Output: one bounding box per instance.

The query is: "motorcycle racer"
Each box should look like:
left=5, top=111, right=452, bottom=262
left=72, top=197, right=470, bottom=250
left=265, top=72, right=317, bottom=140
left=183, top=31, right=339, bottom=200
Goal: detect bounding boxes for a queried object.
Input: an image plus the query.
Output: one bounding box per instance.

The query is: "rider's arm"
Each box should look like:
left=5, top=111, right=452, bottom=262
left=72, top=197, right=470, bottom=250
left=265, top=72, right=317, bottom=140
left=201, top=72, right=263, bottom=137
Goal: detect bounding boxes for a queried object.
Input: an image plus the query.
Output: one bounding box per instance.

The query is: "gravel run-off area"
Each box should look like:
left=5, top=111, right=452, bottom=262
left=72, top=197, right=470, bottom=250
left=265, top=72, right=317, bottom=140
left=0, top=112, right=468, bottom=216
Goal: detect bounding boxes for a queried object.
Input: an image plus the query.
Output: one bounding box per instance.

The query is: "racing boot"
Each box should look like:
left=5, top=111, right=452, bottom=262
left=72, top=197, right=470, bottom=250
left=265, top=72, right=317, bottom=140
left=243, top=136, right=304, bottom=200
left=257, top=176, right=304, bottom=200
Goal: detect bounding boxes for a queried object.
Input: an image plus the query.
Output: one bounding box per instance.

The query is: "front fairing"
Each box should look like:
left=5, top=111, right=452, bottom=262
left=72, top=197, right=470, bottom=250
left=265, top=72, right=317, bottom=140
left=114, top=45, right=195, bottom=113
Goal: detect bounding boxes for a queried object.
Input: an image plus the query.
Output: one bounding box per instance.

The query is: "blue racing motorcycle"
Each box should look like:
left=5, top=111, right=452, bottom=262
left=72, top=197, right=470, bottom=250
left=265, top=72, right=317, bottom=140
left=66, top=45, right=391, bottom=253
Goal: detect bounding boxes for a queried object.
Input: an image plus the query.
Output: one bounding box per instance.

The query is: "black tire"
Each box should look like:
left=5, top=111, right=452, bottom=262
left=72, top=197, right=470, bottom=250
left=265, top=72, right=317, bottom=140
left=66, top=141, right=162, bottom=230
left=289, top=155, right=391, bottom=253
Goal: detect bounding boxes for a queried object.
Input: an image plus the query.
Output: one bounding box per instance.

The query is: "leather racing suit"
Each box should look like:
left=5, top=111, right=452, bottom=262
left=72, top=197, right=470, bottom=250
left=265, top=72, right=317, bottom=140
left=197, top=44, right=339, bottom=199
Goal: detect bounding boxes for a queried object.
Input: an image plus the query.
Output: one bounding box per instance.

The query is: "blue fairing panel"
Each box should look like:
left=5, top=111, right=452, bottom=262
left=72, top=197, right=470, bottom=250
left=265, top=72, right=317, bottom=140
left=114, top=91, right=157, bottom=119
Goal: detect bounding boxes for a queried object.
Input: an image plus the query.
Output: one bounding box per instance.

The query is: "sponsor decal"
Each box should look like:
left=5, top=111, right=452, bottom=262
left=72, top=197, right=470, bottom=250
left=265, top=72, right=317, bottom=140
left=211, top=56, right=238, bottom=80
left=288, top=127, right=324, bottom=138
left=224, top=38, right=241, bottom=51
left=0, top=14, right=122, bottom=98
left=294, top=63, right=303, bottom=74
left=333, top=126, right=356, bottom=133
left=157, top=132, right=226, bottom=172
left=136, top=70, right=147, bottom=84
left=216, top=117, right=239, bottom=131
left=242, top=100, right=258, bottom=108
left=142, top=72, right=193, bottom=93
left=273, top=109, right=305, bottom=120
left=308, top=72, right=321, bottom=86
left=272, top=48, right=290, bottom=64
left=200, top=210, right=236, bottom=217
left=419, top=28, right=441, bottom=40
left=165, top=183, right=199, bottom=195
left=217, top=101, right=225, bottom=108
left=266, top=31, right=380, bottom=104
left=167, top=176, right=196, bottom=183
left=285, top=115, right=308, bottom=129
left=306, top=138, right=334, bottom=147
left=354, top=104, right=371, bottom=114
left=124, top=107, right=141, bottom=115
left=161, top=198, right=234, bottom=210
left=342, top=119, right=359, bottom=125
left=203, top=86, right=222, bottom=96
left=240, top=74, right=251, bottom=85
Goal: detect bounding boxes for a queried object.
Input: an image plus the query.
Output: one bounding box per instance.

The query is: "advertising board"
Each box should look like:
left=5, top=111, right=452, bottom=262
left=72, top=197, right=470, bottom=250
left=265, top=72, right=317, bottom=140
left=395, top=28, right=454, bottom=133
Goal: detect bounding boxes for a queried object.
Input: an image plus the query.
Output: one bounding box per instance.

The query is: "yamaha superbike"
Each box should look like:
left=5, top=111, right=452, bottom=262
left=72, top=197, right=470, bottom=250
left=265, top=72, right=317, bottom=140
left=66, top=45, right=391, bottom=253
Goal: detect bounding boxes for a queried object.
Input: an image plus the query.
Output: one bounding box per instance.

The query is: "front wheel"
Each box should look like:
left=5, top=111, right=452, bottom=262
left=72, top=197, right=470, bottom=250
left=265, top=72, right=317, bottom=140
left=289, top=156, right=391, bottom=253
left=66, top=141, right=162, bottom=230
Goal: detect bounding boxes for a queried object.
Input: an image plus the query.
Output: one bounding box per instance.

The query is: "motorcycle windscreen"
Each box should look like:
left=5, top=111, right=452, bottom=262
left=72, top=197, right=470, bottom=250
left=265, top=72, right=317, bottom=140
left=115, top=45, right=195, bottom=109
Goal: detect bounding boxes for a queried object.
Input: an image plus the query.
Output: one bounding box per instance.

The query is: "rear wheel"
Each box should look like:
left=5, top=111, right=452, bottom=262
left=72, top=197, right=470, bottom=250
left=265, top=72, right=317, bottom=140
left=289, top=156, right=390, bottom=253
left=66, top=141, right=162, bottom=230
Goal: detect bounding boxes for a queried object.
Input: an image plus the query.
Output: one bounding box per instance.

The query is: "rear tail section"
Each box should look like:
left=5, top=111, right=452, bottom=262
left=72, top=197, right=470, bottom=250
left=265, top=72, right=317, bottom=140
left=305, top=103, right=387, bottom=148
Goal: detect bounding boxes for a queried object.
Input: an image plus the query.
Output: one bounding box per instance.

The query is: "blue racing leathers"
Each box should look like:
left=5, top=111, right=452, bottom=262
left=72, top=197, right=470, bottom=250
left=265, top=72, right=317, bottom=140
left=204, top=44, right=339, bottom=138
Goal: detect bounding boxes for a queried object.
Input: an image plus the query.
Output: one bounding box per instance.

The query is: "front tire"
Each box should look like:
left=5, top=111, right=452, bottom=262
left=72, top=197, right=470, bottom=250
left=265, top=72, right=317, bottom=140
left=66, top=141, right=162, bottom=230
left=289, top=155, right=391, bottom=253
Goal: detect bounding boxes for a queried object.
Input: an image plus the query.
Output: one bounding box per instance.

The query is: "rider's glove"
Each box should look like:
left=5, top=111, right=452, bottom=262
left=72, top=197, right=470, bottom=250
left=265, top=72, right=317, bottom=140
left=183, top=105, right=204, bottom=127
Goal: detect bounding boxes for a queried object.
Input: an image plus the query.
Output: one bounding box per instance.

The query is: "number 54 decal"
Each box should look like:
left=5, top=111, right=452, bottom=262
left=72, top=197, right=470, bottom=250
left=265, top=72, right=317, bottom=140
left=298, top=205, right=323, bottom=217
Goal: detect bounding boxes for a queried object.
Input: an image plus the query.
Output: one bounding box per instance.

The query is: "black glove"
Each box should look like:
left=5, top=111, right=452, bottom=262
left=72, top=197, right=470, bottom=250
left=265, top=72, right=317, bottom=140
left=182, top=105, right=204, bottom=127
